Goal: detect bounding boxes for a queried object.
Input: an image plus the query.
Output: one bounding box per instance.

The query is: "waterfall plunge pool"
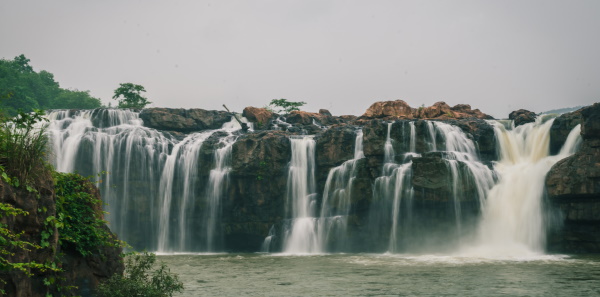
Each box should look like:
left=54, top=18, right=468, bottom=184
left=159, top=253, right=600, bottom=296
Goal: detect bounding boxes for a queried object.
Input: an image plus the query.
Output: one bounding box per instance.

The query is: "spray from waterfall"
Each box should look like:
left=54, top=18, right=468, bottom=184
left=282, top=136, right=318, bottom=253
left=463, top=119, right=582, bottom=257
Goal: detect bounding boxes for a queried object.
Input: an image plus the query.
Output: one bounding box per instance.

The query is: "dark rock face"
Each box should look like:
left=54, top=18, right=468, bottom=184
left=546, top=103, right=600, bottom=253
left=0, top=177, right=123, bottom=296
left=224, top=131, right=291, bottom=251
left=140, top=108, right=231, bottom=132
left=509, top=109, right=537, bottom=127
left=549, top=109, right=583, bottom=155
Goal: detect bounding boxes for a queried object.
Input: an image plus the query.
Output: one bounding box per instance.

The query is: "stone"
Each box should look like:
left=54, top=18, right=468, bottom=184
left=546, top=103, right=600, bottom=253
left=509, top=109, right=537, bottom=127
left=140, top=108, right=231, bottom=132
left=319, top=109, right=333, bottom=117
left=362, top=100, right=415, bottom=119
left=242, top=107, right=274, bottom=129
left=549, top=109, right=583, bottom=155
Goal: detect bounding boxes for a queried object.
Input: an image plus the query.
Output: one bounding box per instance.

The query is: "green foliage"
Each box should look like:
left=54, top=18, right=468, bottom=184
left=0, top=55, right=102, bottom=116
left=268, top=98, right=306, bottom=114
left=53, top=172, right=126, bottom=257
left=0, top=203, right=60, bottom=294
left=0, top=109, right=49, bottom=185
left=96, top=252, right=184, bottom=297
left=112, top=83, right=151, bottom=109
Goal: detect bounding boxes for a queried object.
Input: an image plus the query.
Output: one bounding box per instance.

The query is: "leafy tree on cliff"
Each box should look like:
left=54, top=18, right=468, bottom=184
left=268, top=98, right=306, bottom=114
left=112, top=83, right=151, bottom=109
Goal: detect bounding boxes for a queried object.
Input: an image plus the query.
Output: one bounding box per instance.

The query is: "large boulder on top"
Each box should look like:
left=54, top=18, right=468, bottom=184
left=509, top=109, right=537, bottom=127
left=414, top=101, right=453, bottom=119
left=362, top=100, right=415, bottom=119
left=242, top=107, right=274, bottom=129
left=361, top=100, right=492, bottom=121
left=140, top=108, right=231, bottom=132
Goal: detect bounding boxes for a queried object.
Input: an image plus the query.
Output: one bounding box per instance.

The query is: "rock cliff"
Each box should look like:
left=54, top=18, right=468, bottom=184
left=0, top=176, right=123, bottom=296
left=546, top=103, right=600, bottom=253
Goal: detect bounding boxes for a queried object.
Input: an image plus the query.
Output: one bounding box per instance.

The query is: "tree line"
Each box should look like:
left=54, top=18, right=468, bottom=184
left=0, top=54, right=152, bottom=117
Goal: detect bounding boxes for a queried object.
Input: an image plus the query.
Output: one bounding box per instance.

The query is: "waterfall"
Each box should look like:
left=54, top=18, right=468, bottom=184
left=48, top=109, right=172, bottom=250
left=47, top=109, right=243, bottom=252
left=203, top=131, right=236, bottom=252
left=282, top=136, right=318, bottom=253
left=465, top=119, right=582, bottom=256
left=317, top=130, right=365, bottom=252
left=367, top=120, right=496, bottom=253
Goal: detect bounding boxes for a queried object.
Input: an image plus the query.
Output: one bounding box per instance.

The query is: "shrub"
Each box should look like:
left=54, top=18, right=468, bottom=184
left=0, top=109, right=49, bottom=185
left=53, top=172, right=125, bottom=257
left=96, top=252, right=184, bottom=297
left=268, top=98, right=306, bottom=114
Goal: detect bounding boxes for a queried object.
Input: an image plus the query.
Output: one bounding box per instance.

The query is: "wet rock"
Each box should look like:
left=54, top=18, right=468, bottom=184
left=509, top=109, right=537, bottom=127
left=242, top=107, right=274, bottom=130
left=140, top=108, right=231, bottom=132
left=550, top=109, right=583, bottom=155
left=546, top=103, right=600, bottom=253
left=316, top=124, right=358, bottom=168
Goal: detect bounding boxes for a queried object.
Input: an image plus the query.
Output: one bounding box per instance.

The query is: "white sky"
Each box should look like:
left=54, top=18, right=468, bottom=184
left=1, top=0, right=599, bottom=118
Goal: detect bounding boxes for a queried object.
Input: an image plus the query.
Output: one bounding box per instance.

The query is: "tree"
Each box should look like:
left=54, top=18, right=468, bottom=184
left=112, top=83, right=151, bottom=109
left=268, top=98, right=306, bottom=114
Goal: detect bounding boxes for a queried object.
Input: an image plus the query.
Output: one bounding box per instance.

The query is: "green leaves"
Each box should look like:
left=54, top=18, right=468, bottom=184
left=112, top=82, right=151, bottom=109
left=96, top=252, right=184, bottom=297
left=53, top=172, right=125, bottom=257
left=269, top=98, right=307, bottom=114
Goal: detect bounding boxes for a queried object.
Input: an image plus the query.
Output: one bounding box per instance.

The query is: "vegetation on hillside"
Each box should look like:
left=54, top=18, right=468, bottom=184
left=0, top=109, right=182, bottom=295
left=0, top=54, right=102, bottom=116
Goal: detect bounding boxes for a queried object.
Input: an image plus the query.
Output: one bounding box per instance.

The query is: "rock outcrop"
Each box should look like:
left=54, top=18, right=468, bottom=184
left=242, top=107, right=274, bottom=130
left=140, top=108, right=231, bottom=132
left=361, top=100, right=493, bottom=121
left=549, top=109, right=583, bottom=155
left=0, top=176, right=123, bottom=296
left=509, top=109, right=537, bottom=127
left=546, top=103, right=600, bottom=253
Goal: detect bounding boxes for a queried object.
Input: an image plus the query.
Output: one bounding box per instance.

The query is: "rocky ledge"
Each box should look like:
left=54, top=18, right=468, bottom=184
left=546, top=103, right=600, bottom=253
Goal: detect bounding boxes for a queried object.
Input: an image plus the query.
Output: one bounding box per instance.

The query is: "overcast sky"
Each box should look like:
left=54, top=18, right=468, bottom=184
left=1, top=0, right=599, bottom=118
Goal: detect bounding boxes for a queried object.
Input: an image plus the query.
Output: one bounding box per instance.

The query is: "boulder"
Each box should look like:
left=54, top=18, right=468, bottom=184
left=362, top=100, right=415, bottom=119
left=361, top=100, right=492, bottom=121
left=509, top=109, right=537, bottom=127
left=414, top=101, right=453, bottom=119
left=242, top=107, right=274, bottom=129
left=140, top=108, right=231, bottom=132
left=319, top=109, right=333, bottom=117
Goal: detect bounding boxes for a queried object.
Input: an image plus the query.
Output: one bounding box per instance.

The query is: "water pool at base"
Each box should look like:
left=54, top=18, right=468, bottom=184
left=159, top=253, right=600, bottom=296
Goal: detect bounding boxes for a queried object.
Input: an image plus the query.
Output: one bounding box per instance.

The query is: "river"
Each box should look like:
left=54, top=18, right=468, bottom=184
left=159, top=253, right=600, bottom=296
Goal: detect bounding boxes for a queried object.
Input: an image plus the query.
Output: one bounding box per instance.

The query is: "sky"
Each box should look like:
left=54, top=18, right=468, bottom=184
left=1, top=0, right=599, bottom=118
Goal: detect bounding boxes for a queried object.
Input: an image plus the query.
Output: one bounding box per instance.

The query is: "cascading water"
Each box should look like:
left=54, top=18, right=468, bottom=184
left=464, top=119, right=582, bottom=257
left=282, top=136, right=318, bottom=253
left=368, top=120, right=496, bottom=253
left=47, top=109, right=243, bottom=252
left=317, top=129, right=365, bottom=252
left=48, top=109, right=172, bottom=250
